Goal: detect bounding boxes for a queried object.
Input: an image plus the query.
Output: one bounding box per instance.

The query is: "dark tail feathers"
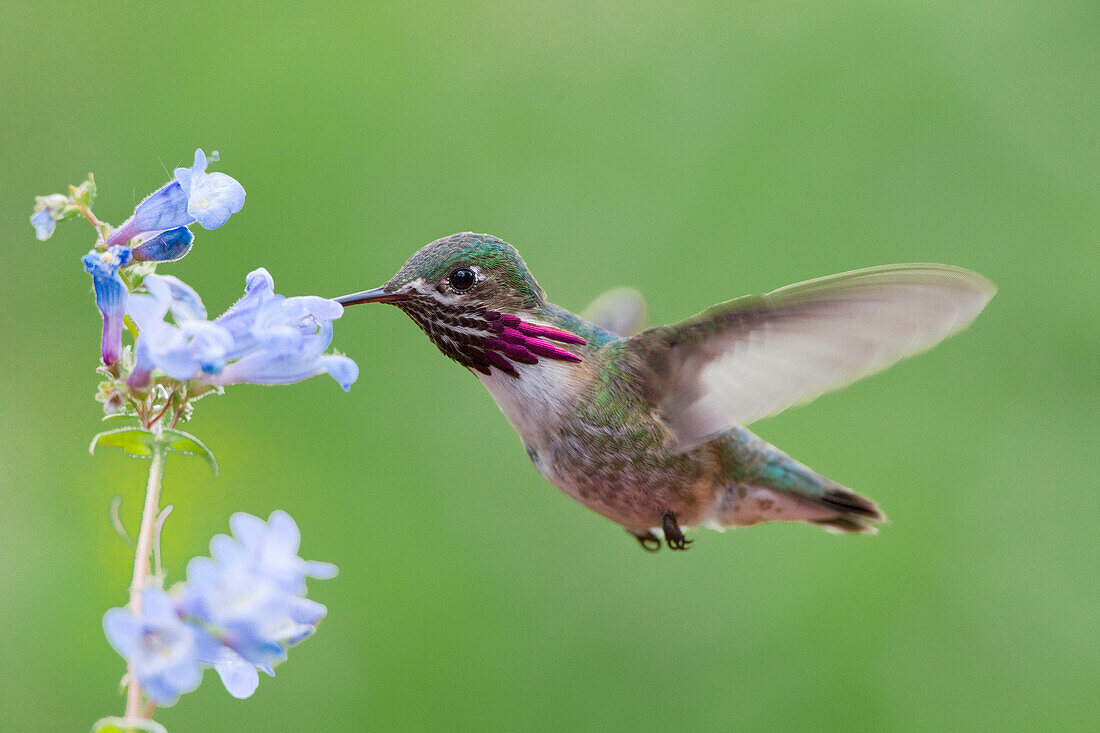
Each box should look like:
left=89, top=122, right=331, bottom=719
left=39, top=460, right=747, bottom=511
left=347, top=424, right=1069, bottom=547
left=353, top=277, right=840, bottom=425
left=809, top=486, right=886, bottom=535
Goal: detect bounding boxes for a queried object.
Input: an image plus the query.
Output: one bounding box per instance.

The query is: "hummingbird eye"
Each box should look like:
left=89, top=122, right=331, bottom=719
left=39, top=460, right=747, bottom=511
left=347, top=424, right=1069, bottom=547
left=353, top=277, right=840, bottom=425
left=448, top=268, right=476, bottom=292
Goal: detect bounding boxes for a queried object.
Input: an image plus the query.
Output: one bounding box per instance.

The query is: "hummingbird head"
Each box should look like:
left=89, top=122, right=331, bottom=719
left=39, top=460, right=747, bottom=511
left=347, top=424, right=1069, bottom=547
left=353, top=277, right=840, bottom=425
left=336, top=232, right=586, bottom=377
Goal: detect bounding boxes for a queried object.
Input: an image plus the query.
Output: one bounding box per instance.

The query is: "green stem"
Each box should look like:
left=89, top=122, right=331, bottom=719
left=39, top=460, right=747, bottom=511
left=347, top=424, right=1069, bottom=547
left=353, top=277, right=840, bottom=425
left=124, top=440, right=167, bottom=720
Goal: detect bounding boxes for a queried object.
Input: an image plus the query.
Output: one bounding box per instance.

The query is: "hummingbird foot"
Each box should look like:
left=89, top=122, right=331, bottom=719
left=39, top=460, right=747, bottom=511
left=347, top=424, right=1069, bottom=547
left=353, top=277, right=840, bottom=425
left=662, top=513, right=693, bottom=551
left=629, top=528, right=662, bottom=552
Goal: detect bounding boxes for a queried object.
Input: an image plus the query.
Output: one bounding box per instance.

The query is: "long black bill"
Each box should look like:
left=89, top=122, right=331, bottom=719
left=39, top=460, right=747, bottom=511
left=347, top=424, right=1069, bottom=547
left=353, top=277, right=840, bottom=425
left=333, top=286, right=409, bottom=306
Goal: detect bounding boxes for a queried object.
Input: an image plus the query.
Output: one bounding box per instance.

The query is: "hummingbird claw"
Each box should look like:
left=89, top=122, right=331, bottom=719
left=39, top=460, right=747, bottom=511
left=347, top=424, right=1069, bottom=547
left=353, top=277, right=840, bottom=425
left=662, top=513, right=693, bottom=551
left=630, top=529, right=662, bottom=552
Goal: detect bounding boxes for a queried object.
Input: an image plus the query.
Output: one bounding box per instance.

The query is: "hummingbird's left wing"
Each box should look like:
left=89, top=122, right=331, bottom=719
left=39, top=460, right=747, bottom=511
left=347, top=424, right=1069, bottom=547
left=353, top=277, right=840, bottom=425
left=581, top=287, right=647, bottom=337
left=625, top=264, right=995, bottom=452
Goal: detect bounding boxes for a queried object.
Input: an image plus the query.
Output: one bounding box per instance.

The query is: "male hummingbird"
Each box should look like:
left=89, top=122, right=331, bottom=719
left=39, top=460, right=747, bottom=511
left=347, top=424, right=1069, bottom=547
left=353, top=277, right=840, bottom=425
left=336, top=233, right=994, bottom=551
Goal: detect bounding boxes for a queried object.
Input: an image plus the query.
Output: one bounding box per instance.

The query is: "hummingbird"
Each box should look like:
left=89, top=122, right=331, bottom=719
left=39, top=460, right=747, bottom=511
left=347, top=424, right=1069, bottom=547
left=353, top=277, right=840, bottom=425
left=335, top=233, right=995, bottom=551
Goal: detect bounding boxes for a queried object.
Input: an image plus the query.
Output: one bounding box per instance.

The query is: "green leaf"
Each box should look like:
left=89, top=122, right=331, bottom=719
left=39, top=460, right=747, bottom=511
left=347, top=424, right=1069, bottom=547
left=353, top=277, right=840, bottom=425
left=89, top=428, right=155, bottom=458
left=88, top=427, right=218, bottom=476
left=161, top=428, right=219, bottom=476
left=92, top=716, right=168, bottom=733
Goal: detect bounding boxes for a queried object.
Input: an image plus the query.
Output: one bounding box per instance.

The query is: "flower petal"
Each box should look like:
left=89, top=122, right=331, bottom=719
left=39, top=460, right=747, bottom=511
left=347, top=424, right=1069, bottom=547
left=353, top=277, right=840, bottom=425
left=31, top=207, right=55, bottom=240
left=102, top=607, right=142, bottom=659
left=205, top=350, right=325, bottom=386
left=130, top=226, right=194, bottom=263
left=180, top=321, right=235, bottom=375
left=132, top=180, right=193, bottom=231
left=319, top=354, right=359, bottom=392
left=161, top=656, right=203, bottom=701
left=209, top=533, right=245, bottom=566
left=266, top=511, right=302, bottom=554
left=245, top=268, right=275, bottom=293
left=212, top=648, right=260, bottom=699
left=175, top=150, right=245, bottom=230
left=190, top=148, right=208, bottom=177
left=287, top=596, right=327, bottom=628
left=215, top=268, right=276, bottom=357
left=173, top=148, right=207, bottom=191
left=186, top=555, right=220, bottom=583
left=141, top=674, right=185, bottom=706
left=305, top=560, right=338, bottom=580
left=279, top=296, right=344, bottom=324
left=150, top=274, right=208, bottom=322
left=145, top=330, right=195, bottom=380
left=127, top=291, right=168, bottom=334
left=141, top=587, right=180, bottom=625
left=229, top=513, right=268, bottom=551
left=187, top=171, right=246, bottom=229
left=284, top=597, right=327, bottom=645
left=82, top=246, right=133, bottom=365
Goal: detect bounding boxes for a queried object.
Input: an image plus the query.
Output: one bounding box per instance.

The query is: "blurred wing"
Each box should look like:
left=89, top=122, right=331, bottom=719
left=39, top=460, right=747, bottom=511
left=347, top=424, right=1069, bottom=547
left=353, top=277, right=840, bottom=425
left=627, top=264, right=996, bottom=452
left=581, top=287, right=647, bottom=337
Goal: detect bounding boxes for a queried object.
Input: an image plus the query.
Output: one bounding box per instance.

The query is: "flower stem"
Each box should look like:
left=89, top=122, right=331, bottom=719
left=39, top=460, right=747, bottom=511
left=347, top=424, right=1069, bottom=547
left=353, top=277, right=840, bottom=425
left=78, top=203, right=103, bottom=228
left=124, top=440, right=167, bottom=720
left=148, top=389, right=176, bottom=429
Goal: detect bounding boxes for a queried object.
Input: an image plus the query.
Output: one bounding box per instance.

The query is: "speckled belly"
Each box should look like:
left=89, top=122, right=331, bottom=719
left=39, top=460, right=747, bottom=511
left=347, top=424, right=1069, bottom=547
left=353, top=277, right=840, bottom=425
left=525, top=424, right=722, bottom=531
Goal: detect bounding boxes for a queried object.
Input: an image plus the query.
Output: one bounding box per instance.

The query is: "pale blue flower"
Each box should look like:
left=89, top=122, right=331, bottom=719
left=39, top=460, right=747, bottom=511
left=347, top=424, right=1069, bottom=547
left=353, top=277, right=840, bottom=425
left=81, top=245, right=133, bottom=365
left=208, top=269, right=358, bottom=390
left=102, top=512, right=334, bottom=702
left=102, top=588, right=212, bottom=706
left=31, top=207, right=55, bottom=241
left=176, top=511, right=336, bottom=698
left=127, top=269, right=358, bottom=391
left=105, top=148, right=244, bottom=250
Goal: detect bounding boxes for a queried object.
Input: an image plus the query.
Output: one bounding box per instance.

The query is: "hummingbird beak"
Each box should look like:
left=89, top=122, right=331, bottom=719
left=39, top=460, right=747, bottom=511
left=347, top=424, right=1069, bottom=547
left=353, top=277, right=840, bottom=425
left=333, top=286, right=409, bottom=306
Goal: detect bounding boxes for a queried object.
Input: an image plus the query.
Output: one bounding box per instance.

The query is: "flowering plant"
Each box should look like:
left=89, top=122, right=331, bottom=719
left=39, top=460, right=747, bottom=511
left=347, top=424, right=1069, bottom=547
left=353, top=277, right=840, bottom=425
left=33, top=151, right=354, bottom=732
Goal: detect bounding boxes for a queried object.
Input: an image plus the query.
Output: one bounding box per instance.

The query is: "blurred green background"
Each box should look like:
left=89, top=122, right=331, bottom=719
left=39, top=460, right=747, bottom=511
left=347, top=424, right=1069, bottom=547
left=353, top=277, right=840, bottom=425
left=1, top=2, right=1096, bottom=730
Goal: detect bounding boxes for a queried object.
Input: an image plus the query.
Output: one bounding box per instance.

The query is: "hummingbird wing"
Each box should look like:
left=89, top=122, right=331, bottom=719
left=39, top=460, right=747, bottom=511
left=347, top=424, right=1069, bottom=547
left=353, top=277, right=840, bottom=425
left=626, top=264, right=996, bottom=452
left=581, top=287, right=647, bottom=337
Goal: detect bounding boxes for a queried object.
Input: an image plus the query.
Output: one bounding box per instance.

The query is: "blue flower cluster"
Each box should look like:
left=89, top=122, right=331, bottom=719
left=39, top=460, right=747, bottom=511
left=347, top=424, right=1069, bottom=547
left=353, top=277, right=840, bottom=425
left=71, top=149, right=356, bottom=391
left=103, top=511, right=336, bottom=705
left=126, top=268, right=358, bottom=391
left=78, top=148, right=244, bottom=368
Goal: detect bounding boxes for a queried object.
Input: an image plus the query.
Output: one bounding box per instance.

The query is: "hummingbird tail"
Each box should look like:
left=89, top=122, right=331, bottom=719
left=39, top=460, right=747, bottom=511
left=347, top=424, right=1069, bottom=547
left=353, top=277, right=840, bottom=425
left=805, top=486, right=885, bottom=534
left=713, top=429, right=886, bottom=534
left=708, top=480, right=886, bottom=534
